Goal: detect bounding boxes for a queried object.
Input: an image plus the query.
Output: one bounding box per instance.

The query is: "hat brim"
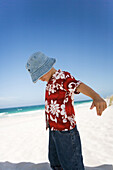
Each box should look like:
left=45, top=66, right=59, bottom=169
left=31, top=57, right=56, bottom=83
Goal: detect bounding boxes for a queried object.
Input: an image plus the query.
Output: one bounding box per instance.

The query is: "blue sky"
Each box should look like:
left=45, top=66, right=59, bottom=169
left=0, top=0, right=113, bottom=108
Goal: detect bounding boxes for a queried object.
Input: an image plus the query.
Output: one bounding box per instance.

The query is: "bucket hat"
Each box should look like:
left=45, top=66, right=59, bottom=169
left=26, top=51, right=56, bottom=83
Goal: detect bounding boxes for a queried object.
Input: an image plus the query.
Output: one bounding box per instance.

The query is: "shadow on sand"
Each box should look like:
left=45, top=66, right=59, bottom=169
left=0, top=162, right=112, bottom=170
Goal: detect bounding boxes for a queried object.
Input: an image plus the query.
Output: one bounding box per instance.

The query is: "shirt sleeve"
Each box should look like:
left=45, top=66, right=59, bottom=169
left=63, top=72, right=82, bottom=94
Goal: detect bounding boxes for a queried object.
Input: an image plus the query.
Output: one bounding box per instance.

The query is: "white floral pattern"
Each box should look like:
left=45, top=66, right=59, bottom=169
left=46, top=70, right=65, bottom=95
left=46, top=84, right=56, bottom=95
left=68, top=81, right=81, bottom=92
left=50, top=100, right=60, bottom=117
left=45, top=100, right=49, bottom=113
left=56, top=83, right=64, bottom=91
left=53, top=70, right=66, bottom=80
left=45, top=69, right=81, bottom=131
left=61, top=104, right=66, bottom=115
left=68, top=116, right=76, bottom=127
left=68, top=90, right=74, bottom=106
left=50, top=115, right=57, bottom=123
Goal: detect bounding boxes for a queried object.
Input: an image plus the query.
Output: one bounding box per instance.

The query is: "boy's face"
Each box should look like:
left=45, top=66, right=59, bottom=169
left=39, top=70, right=51, bottom=82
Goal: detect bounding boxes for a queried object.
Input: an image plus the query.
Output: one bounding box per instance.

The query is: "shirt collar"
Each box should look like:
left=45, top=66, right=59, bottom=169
left=46, top=69, right=61, bottom=85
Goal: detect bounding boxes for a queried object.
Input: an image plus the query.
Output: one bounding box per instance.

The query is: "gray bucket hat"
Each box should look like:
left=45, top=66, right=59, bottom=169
left=26, top=51, right=56, bottom=83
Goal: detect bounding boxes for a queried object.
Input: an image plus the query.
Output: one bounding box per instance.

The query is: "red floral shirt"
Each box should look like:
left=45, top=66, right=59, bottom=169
left=45, top=69, right=82, bottom=131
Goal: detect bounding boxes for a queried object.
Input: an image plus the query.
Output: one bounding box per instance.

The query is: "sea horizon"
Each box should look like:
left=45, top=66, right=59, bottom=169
left=0, top=99, right=92, bottom=117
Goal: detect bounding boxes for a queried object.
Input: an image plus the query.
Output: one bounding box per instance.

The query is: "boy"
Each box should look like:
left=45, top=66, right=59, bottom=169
left=26, top=52, right=107, bottom=170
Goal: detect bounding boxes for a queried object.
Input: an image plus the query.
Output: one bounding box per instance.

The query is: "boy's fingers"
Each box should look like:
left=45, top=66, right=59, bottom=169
left=103, top=103, right=107, bottom=111
left=100, top=102, right=107, bottom=112
left=105, top=102, right=107, bottom=109
left=96, top=104, right=99, bottom=114
left=90, top=102, right=95, bottom=109
left=91, top=99, right=107, bottom=116
left=99, top=105, right=103, bottom=116
left=97, top=109, right=102, bottom=116
left=96, top=104, right=101, bottom=116
left=92, top=99, right=107, bottom=116
left=98, top=104, right=104, bottom=116
left=98, top=102, right=107, bottom=116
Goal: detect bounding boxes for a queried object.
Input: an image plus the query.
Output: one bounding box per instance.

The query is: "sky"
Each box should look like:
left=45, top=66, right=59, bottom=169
left=0, top=0, right=113, bottom=108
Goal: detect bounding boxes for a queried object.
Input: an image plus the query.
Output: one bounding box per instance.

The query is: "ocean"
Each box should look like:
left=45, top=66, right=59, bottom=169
left=0, top=100, right=92, bottom=118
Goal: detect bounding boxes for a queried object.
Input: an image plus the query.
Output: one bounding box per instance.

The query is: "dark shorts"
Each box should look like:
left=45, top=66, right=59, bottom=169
left=48, top=125, right=85, bottom=170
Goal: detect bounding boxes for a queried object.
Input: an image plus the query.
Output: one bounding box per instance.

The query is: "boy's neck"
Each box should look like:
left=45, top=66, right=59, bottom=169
left=49, top=67, right=57, bottom=81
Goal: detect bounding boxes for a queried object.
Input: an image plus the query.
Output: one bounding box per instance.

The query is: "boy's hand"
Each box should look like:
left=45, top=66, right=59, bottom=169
left=90, top=96, right=107, bottom=116
left=76, top=82, right=107, bottom=116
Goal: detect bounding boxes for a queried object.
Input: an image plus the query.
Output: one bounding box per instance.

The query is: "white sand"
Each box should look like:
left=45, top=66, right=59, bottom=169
left=0, top=102, right=113, bottom=170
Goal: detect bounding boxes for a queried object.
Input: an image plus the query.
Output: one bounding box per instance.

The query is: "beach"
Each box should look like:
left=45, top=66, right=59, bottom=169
left=0, top=102, right=113, bottom=170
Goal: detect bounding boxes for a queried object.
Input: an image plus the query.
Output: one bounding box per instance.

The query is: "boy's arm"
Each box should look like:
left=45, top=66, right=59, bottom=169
left=76, top=82, right=107, bottom=116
